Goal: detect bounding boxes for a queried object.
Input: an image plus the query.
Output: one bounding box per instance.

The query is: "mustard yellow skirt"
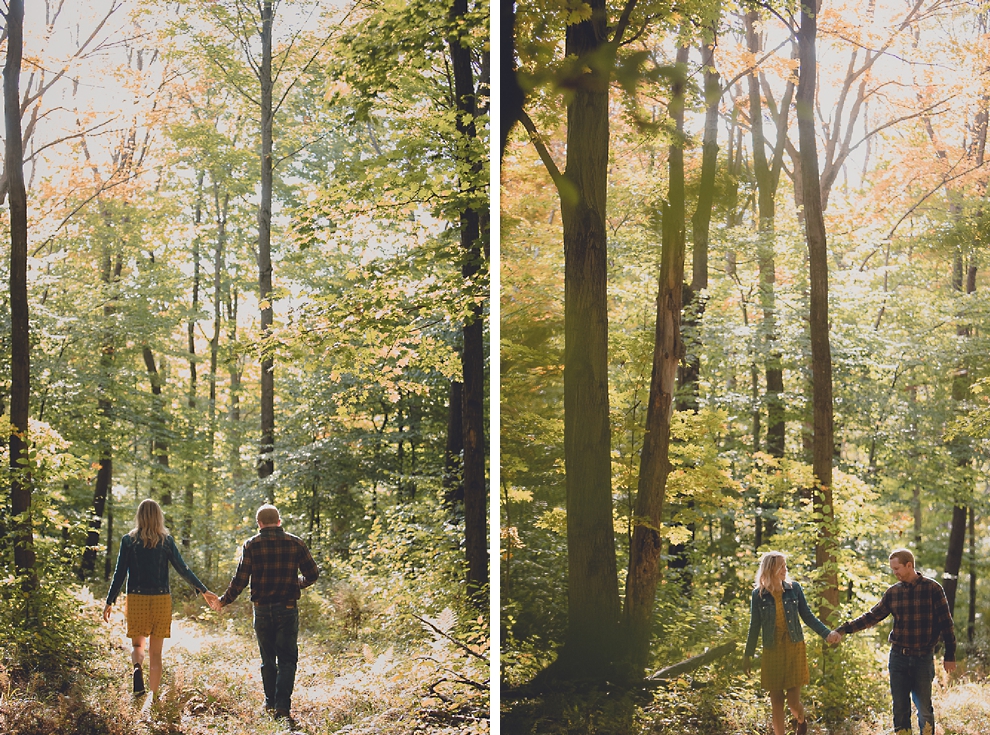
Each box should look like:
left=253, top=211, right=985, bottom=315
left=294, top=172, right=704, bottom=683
left=125, top=593, right=172, bottom=638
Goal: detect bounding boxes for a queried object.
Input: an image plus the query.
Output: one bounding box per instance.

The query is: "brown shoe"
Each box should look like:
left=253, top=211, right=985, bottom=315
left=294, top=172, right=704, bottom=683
left=796, top=719, right=808, bottom=735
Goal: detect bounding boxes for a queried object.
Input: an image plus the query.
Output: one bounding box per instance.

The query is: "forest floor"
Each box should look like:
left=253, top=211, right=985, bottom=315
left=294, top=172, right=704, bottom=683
left=0, top=588, right=489, bottom=735
left=501, top=666, right=990, bottom=735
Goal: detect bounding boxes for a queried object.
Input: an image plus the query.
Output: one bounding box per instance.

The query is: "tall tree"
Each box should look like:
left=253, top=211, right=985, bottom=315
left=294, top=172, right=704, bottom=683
left=5, top=0, right=36, bottom=591
left=257, top=0, right=276, bottom=482
left=677, top=37, right=722, bottom=412
left=519, top=0, right=626, bottom=674
left=744, top=10, right=794, bottom=544
left=448, top=0, right=488, bottom=603
left=796, top=0, right=838, bottom=616
left=944, top=253, right=976, bottom=614
left=142, top=346, right=171, bottom=504
left=745, top=10, right=789, bottom=462
left=80, top=234, right=122, bottom=577
left=518, top=0, right=653, bottom=673
left=180, top=0, right=335, bottom=485
left=625, top=44, right=690, bottom=671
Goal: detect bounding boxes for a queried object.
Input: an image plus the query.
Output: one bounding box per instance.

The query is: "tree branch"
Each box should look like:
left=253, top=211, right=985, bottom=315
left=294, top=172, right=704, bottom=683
left=518, top=110, right=564, bottom=192
left=412, top=614, right=488, bottom=663
left=611, top=0, right=641, bottom=47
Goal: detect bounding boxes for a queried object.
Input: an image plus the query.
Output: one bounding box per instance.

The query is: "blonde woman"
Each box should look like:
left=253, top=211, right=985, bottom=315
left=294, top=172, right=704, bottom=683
left=743, top=551, right=834, bottom=735
left=103, top=499, right=219, bottom=698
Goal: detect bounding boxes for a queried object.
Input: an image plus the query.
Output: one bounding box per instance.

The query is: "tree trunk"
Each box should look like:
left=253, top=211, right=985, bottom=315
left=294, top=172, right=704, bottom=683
left=142, top=346, right=171, bottom=504
left=746, top=11, right=787, bottom=537
left=501, top=0, right=526, bottom=156
left=625, top=46, right=689, bottom=671
left=82, top=459, right=112, bottom=576
left=228, top=286, right=244, bottom=500
left=448, top=0, right=488, bottom=605
left=557, top=0, right=621, bottom=673
left=943, top=505, right=967, bottom=615
left=677, top=43, right=720, bottom=413
left=5, top=0, right=35, bottom=591
left=443, top=381, right=464, bottom=507
left=104, top=500, right=113, bottom=580
left=968, top=506, right=976, bottom=642
left=945, top=252, right=975, bottom=615
left=188, top=171, right=203, bottom=411
left=183, top=171, right=204, bottom=548
left=257, top=0, right=276, bottom=483
left=81, top=245, right=121, bottom=576
left=207, top=183, right=228, bottom=557
left=797, top=0, right=839, bottom=617
left=691, top=46, right=719, bottom=294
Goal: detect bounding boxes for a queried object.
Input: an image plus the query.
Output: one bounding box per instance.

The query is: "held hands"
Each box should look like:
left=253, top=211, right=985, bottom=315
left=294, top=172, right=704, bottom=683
left=826, top=630, right=843, bottom=645
left=202, top=591, right=223, bottom=612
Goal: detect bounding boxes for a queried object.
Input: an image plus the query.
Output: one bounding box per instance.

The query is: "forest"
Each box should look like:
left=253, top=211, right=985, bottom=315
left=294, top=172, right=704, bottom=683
left=502, top=0, right=990, bottom=733
left=0, top=1, right=489, bottom=734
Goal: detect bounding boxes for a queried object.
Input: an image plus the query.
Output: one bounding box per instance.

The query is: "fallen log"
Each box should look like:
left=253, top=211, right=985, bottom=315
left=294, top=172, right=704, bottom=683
left=645, top=641, right=737, bottom=684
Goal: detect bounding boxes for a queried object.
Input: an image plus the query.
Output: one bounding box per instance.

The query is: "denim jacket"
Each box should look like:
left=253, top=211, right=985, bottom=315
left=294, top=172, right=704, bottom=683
left=106, top=533, right=208, bottom=605
left=744, top=581, right=831, bottom=658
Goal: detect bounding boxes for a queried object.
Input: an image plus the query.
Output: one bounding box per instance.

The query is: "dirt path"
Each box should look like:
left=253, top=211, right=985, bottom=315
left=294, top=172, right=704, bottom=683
left=99, top=603, right=489, bottom=735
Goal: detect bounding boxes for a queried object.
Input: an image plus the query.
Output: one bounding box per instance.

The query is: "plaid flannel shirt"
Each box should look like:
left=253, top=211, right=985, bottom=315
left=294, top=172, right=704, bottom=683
left=219, top=526, right=319, bottom=606
left=837, top=572, right=956, bottom=661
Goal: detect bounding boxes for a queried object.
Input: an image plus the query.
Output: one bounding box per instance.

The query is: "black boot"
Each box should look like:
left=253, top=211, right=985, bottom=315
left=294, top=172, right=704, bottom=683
left=133, top=663, right=146, bottom=695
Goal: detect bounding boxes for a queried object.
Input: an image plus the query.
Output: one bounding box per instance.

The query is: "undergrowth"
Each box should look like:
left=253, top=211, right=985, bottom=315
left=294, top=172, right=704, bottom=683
left=0, top=575, right=489, bottom=735
left=501, top=652, right=990, bottom=735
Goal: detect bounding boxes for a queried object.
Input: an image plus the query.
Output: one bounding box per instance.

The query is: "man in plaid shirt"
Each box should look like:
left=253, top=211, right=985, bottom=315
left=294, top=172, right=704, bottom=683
left=214, top=504, right=319, bottom=723
left=829, top=549, right=956, bottom=735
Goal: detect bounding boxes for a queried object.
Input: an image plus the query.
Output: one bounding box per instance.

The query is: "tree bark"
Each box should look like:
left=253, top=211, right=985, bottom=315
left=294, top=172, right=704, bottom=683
left=943, top=505, right=967, bottom=614
left=104, top=500, right=113, bottom=580
left=443, top=381, right=464, bottom=507
left=797, top=0, right=839, bottom=617
left=501, top=0, right=526, bottom=156
left=208, top=182, right=228, bottom=555
left=142, top=346, right=171, bottom=504
left=183, top=170, right=204, bottom=548
left=188, top=170, right=203, bottom=411
left=228, top=286, right=244, bottom=495
left=81, top=242, right=121, bottom=576
left=6, top=0, right=35, bottom=591
left=625, top=46, right=689, bottom=671
left=677, top=42, right=720, bottom=413
left=968, top=506, right=976, bottom=642
left=745, top=11, right=786, bottom=466
left=557, top=0, right=621, bottom=673
left=448, top=0, right=488, bottom=604
left=944, top=252, right=975, bottom=615
left=691, top=44, right=720, bottom=294
left=257, top=0, right=276, bottom=483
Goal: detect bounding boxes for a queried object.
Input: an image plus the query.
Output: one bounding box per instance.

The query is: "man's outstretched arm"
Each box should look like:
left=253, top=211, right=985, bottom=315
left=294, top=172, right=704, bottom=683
left=219, top=544, right=252, bottom=607
left=835, top=595, right=892, bottom=637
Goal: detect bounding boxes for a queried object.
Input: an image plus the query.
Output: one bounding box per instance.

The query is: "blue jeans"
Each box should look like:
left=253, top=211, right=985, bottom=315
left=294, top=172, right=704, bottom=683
left=888, top=649, right=935, bottom=735
left=253, top=602, right=299, bottom=713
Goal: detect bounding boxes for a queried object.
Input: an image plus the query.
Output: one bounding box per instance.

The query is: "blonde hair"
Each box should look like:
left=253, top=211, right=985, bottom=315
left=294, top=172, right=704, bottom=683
left=128, top=498, right=169, bottom=548
left=755, top=551, right=791, bottom=595
left=256, top=504, right=280, bottom=527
